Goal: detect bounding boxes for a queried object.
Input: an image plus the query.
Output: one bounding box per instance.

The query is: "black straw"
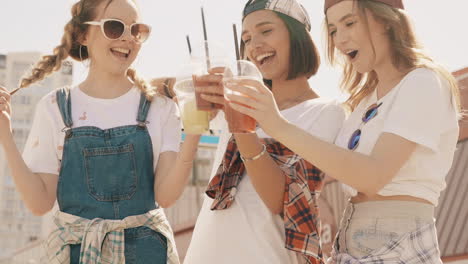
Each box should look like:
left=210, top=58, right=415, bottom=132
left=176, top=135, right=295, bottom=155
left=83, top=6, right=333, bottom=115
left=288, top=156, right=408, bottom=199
left=186, top=35, right=192, bottom=56
left=201, top=7, right=211, bottom=69
left=232, top=23, right=241, bottom=74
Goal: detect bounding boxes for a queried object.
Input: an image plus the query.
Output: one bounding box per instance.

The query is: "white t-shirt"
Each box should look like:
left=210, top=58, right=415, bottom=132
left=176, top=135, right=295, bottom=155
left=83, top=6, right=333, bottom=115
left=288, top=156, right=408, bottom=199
left=184, top=98, right=345, bottom=264
left=22, top=86, right=181, bottom=175
left=334, top=68, right=459, bottom=206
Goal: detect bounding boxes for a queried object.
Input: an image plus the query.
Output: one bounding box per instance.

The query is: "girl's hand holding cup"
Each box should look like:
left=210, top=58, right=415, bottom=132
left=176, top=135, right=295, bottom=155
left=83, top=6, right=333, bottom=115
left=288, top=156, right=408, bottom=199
left=197, top=66, right=226, bottom=120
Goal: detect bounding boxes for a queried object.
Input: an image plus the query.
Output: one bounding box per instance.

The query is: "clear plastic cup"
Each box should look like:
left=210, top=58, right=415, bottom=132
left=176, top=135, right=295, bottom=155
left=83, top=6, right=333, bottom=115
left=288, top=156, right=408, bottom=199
left=223, top=60, right=263, bottom=134
left=188, top=40, right=229, bottom=111
left=192, top=60, right=226, bottom=111
left=173, top=77, right=210, bottom=134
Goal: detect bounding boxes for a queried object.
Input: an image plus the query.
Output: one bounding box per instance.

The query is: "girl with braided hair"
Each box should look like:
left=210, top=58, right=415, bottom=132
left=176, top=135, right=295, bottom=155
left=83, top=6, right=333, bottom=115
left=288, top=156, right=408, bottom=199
left=0, top=0, right=200, bottom=263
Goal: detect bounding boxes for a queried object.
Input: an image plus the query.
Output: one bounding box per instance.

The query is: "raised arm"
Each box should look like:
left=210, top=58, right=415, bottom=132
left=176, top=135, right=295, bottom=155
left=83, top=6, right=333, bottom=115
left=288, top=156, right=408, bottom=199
left=224, top=78, right=419, bottom=195
left=154, top=134, right=200, bottom=208
left=0, top=86, right=57, bottom=216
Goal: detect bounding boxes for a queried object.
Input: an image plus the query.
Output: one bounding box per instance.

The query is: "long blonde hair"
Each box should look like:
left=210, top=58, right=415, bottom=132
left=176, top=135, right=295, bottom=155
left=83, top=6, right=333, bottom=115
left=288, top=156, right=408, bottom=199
left=325, top=0, right=461, bottom=113
left=19, top=0, right=156, bottom=100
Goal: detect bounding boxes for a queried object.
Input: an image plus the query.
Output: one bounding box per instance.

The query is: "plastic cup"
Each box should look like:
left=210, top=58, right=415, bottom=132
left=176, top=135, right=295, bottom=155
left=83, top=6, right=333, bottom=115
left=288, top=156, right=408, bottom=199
left=173, top=78, right=210, bottom=134
left=223, top=60, right=263, bottom=134
left=193, top=74, right=224, bottom=111
left=192, top=57, right=227, bottom=111
left=188, top=40, right=229, bottom=111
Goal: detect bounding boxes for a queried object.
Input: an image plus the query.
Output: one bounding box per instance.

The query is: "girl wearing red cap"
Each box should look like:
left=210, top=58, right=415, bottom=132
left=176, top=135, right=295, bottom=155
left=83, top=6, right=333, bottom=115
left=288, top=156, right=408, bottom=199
left=225, top=0, right=460, bottom=263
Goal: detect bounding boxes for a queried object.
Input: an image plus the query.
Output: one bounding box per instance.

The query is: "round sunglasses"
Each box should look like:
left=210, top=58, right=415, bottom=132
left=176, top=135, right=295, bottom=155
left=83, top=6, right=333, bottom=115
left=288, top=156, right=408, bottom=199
left=348, top=102, right=383, bottom=150
left=84, top=19, right=151, bottom=43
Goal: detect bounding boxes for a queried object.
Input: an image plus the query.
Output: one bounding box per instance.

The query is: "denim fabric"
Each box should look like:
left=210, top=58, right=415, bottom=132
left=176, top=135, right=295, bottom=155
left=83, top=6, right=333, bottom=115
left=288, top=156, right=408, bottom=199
left=56, top=88, right=167, bottom=263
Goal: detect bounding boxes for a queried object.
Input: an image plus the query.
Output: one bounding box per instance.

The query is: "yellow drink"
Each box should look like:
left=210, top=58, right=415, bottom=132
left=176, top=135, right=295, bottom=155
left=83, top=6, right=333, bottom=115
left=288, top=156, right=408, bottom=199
left=174, top=79, right=210, bottom=134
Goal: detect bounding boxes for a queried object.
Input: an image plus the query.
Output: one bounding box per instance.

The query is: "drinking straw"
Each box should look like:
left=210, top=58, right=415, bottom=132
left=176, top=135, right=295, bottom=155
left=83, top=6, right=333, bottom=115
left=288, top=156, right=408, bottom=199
left=201, top=7, right=211, bottom=69
left=232, top=23, right=241, bottom=74
left=186, top=35, right=192, bottom=56
left=232, top=24, right=240, bottom=61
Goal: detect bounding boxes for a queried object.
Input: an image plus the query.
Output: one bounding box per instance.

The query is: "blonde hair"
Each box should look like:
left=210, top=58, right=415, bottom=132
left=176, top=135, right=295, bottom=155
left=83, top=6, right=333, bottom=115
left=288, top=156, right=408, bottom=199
left=19, top=0, right=156, bottom=100
left=150, top=77, right=176, bottom=98
left=325, top=0, right=461, bottom=114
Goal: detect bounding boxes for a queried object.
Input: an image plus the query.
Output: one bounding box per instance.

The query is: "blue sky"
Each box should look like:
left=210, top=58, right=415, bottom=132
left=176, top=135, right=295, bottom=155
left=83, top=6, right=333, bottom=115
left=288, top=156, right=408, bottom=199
left=1, top=0, right=467, bottom=99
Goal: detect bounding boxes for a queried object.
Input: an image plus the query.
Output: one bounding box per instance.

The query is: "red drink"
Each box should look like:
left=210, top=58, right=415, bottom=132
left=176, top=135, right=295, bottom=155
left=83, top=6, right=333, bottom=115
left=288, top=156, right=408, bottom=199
left=222, top=61, right=262, bottom=133
left=224, top=96, right=256, bottom=133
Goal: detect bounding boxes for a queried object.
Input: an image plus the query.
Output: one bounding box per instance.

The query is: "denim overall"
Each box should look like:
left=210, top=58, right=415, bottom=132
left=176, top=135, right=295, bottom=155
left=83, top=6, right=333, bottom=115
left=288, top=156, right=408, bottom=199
left=56, top=88, right=167, bottom=263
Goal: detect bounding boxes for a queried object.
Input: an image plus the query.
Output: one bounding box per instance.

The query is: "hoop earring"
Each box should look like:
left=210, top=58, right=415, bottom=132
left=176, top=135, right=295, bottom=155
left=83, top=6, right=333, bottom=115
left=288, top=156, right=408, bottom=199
left=79, top=44, right=83, bottom=61
left=79, top=45, right=89, bottom=68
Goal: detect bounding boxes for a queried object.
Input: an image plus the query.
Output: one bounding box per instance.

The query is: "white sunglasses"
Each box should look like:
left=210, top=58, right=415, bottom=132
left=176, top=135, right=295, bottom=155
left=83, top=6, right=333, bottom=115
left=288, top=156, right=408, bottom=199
left=84, top=18, right=151, bottom=43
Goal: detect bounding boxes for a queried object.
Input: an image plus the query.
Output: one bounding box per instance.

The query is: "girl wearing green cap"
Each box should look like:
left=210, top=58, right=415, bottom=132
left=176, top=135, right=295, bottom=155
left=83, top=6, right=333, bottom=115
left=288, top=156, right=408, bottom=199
left=185, top=0, right=345, bottom=263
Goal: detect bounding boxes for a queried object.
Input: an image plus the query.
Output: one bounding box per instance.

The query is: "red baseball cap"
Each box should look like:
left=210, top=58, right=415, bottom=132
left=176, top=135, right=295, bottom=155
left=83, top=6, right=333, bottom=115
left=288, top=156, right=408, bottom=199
left=324, top=0, right=404, bottom=13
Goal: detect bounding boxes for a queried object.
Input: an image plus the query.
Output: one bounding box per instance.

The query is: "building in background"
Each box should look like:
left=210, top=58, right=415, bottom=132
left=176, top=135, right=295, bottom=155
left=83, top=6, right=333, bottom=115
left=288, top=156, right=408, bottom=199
left=0, top=55, right=6, bottom=86
left=436, top=67, right=468, bottom=263
left=0, top=52, right=73, bottom=259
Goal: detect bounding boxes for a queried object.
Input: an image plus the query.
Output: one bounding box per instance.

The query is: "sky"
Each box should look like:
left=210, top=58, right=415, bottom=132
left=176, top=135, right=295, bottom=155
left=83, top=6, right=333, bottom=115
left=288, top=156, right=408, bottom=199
left=1, top=0, right=467, bottom=100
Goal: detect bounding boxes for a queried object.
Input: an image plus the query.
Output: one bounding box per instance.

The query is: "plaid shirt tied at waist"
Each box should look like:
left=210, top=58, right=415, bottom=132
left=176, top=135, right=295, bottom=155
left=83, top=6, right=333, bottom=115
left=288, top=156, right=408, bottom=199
left=46, top=208, right=179, bottom=264
left=206, top=137, right=325, bottom=264
left=328, top=223, right=442, bottom=264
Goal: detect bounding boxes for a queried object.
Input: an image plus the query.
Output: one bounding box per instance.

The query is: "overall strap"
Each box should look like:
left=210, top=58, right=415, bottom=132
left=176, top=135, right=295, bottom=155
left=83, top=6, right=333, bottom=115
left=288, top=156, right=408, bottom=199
left=136, top=93, right=152, bottom=126
left=56, top=87, right=73, bottom=128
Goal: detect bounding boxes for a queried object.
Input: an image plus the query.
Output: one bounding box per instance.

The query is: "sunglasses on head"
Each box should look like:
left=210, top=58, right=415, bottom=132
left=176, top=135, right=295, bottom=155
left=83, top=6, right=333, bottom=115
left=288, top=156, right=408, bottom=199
left=348, top=102, right=383, bottom=150
left=84, top=18, right=151, bottom=43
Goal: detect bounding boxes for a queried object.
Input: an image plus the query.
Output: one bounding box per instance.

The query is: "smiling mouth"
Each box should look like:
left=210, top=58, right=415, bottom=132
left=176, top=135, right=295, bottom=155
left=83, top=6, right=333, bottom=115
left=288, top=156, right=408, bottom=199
left=111, top=48, right=131, bottom=59
left=256, top=52, right=275, bottom=66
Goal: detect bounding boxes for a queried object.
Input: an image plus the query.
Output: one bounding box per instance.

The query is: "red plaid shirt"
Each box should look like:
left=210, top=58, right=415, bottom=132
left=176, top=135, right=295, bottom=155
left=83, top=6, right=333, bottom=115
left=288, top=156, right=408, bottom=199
left=206, top=137, right=324, bottom=264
